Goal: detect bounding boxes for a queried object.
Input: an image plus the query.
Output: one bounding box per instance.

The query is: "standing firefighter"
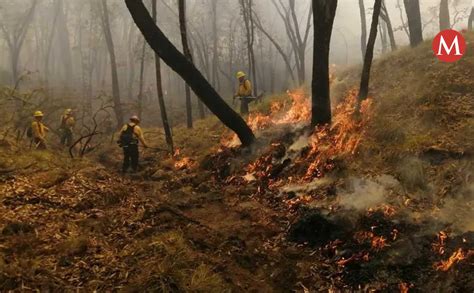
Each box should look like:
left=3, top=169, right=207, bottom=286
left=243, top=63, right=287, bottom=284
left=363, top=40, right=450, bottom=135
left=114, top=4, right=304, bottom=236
left=59, top=109, right=75, bottom=146
left=118, top=115, right=149, bottom=173
left=30, top=111, right=49, bottom=149
left=234, top=71, right=255, bottom=115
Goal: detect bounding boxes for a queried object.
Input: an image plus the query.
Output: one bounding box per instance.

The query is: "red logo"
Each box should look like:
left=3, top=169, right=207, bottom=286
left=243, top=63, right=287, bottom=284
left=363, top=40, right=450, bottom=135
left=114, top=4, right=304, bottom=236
left=432, top=29, right=466, bottom=62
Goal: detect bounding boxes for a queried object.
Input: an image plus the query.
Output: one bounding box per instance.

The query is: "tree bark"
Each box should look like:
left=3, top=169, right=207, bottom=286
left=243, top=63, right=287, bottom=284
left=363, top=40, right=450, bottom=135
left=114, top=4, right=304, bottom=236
left=137, top=39, right=146, bottom=119
left=403, top=0, right=423, bottom=47
left=152, top=0, right=174, bottom=152
left=311, top=0, right=338, bottom=127
left=56, top=0, right=73, bottom=87
left=358, top=0, right=382, bottom=102
left=178, top=0, right=193, bottom=128
left=125, top=0, right=255, bottom=147
left=439, top=0, right=451, bottom=31
left=240, top=0, right=258, bottom=96
left=100, top=0, right=124, bottom=128
left=359, top=0, right=367, bottom=59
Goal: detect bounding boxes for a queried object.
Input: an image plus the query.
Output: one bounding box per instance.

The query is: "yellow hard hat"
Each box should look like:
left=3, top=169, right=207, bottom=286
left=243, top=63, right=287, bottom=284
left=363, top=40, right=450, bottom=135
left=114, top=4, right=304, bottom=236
left=34, top=111, right=44, bottom=117
left=64, top=108, right=72, bottom=115
left=236, top=71, right=246, bottom=79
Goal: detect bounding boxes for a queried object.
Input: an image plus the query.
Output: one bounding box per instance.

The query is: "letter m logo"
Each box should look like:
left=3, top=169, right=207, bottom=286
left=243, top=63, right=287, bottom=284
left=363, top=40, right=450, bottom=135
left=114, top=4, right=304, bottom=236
left=433, top=29, right=466, bottom=62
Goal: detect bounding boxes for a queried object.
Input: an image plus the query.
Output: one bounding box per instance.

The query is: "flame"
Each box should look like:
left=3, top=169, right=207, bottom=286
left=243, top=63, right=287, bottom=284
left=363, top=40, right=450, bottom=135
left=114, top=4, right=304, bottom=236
left=432, top=231, right=448, bottom=255
left=354, top=231, right=388, bottom=251
left=434, top=248, right=474, bottom=271
left=399, top=282, right=413, bottom=293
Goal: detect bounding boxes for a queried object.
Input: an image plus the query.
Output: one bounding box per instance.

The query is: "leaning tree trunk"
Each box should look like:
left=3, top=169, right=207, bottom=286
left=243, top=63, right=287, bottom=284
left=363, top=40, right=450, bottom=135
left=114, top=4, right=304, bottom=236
left=178, top=0, right=193, bottom=128
left=381, top=0, right=397, bottom=51
left=125, top=0, right=255, bottom=147
left=311, top=0, right=338, bottom=127
left=403, top=0, right=423, bottom=47
left=358, top=0, right=382, bottom=102
left=152, top=0, right=174, bottom=152
left=137, top=39, right=146, bottom=120
left=359, top=0, right=367, bottom=59
left=439, top=0, right=450, bottom=31
left=468, top=7, right=473, bottom=31
left=100, top=0, right=124, bottom=128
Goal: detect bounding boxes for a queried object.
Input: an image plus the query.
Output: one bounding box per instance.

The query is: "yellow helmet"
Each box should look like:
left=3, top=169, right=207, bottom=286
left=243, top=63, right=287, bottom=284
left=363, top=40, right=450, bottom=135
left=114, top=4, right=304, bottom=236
left=236, top=71, right=246, bottom=79
left=34, top=111, right=44, bottom=117
left=64, top=108, right=72, bottom=115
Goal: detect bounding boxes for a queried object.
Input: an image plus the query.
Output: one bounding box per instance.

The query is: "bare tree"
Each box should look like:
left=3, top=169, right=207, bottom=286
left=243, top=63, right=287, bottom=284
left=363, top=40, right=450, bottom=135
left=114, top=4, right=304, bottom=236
left=99, top=0, right=124, bottom=128
left=359, top=0, right=383, bottom=102
left=0, top=0, right=38, bottom=88
left=178, top=0, right=194, bottom=128
left=380, top=0, right=397, bottom=51
left=125, top=0, right=255, bottom=146
left=311, top=0, right=338, bottom=127
left=239, top=0, right=258, bottom=96
left=439, top=0, right=451, bottom=30
left=404, top=0, right=423, bottom=47
left=137, top=39, right=146, bottom=120
left=151, top=0, right=174, bottom=152
left=273, top=0, right=312, bottom=85
left=359, top=0, right=367, bottom=59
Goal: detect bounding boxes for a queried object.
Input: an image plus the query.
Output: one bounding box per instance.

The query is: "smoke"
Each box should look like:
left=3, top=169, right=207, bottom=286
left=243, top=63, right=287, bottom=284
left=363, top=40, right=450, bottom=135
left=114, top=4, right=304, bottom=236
left=338, top=175, right=400, bottom=211
left=433, top=183, right=474, bottom=233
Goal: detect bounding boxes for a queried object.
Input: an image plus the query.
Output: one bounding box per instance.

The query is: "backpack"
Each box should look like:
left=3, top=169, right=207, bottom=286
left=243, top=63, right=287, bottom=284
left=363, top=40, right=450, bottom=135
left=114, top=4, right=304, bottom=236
left=26, top=127, right=33, bottom=138
left=118, top=124, right=137, bottom=147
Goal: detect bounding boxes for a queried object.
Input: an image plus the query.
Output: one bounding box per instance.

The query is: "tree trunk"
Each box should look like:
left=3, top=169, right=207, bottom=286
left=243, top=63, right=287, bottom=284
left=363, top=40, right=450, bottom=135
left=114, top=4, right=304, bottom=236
left=178, top=0, right=193, bottom=128
left=467, top=7, right=474, bottom=31
left=137, top=39, right=146, bottom=119
left=359, top=0, right=367, bottom=59
left=240, top=0, right=258, bottom=96
left=211, top=0, right=220, bottom=91
left=403, top=0, right=423, bottom=47
left=152, top=0, right=174, bottom=152
left=358, top=0, right=382, bottom=102
left=57, top=0, right=73, bottom=87
left=125, top=0, right=255, bottom=146
left=311, top=0, right=338, bottom=127
left=380, top=1, right=397, bottom=51
left=100, top=0, right=124, bottom=128
left=439, top=0, right=450, bottom=31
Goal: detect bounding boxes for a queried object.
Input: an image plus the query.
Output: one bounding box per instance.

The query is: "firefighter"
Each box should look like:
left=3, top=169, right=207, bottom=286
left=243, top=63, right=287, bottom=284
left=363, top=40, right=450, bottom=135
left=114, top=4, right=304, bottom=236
left=31, top=111, right=49, bottom=149
left=59, top=109, right=75, bottom=146
left=118, top=115, right=149, bottom=173
left=234, top=71, right=255, bottom=115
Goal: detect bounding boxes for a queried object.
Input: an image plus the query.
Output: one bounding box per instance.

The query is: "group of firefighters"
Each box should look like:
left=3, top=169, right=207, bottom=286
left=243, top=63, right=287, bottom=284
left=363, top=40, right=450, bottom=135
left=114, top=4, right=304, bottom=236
left=30, top=72, right=254, bottom=173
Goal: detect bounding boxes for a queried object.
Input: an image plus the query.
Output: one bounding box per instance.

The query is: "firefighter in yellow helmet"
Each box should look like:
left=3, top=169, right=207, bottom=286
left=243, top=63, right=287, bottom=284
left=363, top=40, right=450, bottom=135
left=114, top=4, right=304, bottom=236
left=59, top=109, right=75, bottom=146
left=31, top=111, right=49, bottom=149
left=233, top=71, right=255, bottom=115
left=118, top=115, right=150, bottom=173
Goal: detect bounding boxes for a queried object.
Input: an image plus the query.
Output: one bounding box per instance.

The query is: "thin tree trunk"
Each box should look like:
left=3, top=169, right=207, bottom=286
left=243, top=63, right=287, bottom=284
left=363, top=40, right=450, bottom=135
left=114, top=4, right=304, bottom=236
left=152, top=0, right=174, bottom=152
left=100, top=0, right=124, bottom=128
left=311, top=0, right=338, bottom=127
left=358, top=0, right=382, bottom=102
left=125, top=0, right=255, bottom=146
left=137, top=39, right=146, bottom=119
left=359, top=0, right=367, bottom=59
left=469, top=8, right=474, bottom=31
left=439, top=0, right=450, bottom=31
left=380, top=1, right=397, bottom=51
left=404, top=0, right=423, bottom=47
left=178, top=0, right=193, bottom=128
left=211, top=0, right=220, bottom=91
left=57, top=0, right=73, bottom=87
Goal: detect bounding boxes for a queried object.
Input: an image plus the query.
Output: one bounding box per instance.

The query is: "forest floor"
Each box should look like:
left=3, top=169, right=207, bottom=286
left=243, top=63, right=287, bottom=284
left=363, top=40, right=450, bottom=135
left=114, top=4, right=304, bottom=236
left=0, top=34, right=473, bottom=292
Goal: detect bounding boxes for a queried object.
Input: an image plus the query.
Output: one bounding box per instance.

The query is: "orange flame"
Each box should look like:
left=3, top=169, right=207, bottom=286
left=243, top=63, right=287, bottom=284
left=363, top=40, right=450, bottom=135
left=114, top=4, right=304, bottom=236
left=434, top=248, right=474, bottom=271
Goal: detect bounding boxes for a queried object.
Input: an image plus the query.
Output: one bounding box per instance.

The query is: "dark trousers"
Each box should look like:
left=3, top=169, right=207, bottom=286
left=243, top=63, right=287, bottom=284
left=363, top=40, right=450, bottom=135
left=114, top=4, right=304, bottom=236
left=122, top=144, right=139, bottom=172
left=60, top=129, right=73, bottom=146
left=33, top=138, right=46, bottom=150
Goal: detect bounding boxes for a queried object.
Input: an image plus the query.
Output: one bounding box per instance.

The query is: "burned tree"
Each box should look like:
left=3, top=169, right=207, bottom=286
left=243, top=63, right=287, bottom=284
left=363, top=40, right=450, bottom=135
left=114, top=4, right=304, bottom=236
left=178, top=0, right=193, bottom=129
left=358, top=0, right=383, bottom=102
left=311, top=0, right=338, bottom=127
left=403, top=0, right=423, bottom=47
left=125, top=0, right=255, bottom=146
left=439, top=0, right=451, bottom=31
left=152, top=0, right=174, bottom=152
left=359, top=0, right=367, bottom=59
left=380, top=0, right=397, bottom=51
left=99, top=0, right=124, bottom=128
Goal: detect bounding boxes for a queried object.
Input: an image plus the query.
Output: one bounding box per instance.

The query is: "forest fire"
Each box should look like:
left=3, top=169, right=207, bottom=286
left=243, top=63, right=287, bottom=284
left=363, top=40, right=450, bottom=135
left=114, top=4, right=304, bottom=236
left=434, top=248, right=474, bottom=271
left=173, top=148, right=195, bottom=170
